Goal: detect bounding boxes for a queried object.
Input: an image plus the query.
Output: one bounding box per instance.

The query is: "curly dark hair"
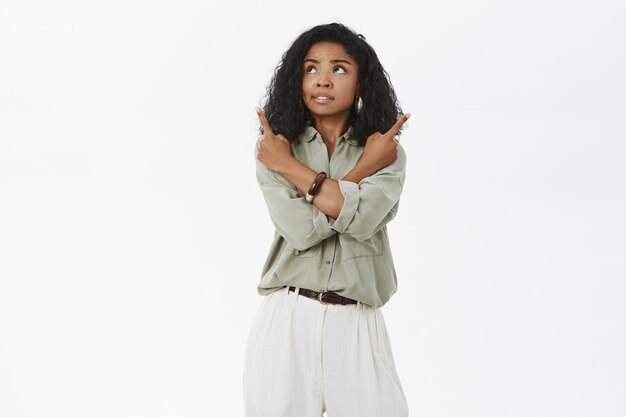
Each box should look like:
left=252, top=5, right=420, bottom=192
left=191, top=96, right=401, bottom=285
left=259, top=22, right=403, bottom=146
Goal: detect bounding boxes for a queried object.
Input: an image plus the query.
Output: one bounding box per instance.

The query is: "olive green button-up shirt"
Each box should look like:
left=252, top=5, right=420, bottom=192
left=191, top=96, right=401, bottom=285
left=254, top=125, right=406, bottom=308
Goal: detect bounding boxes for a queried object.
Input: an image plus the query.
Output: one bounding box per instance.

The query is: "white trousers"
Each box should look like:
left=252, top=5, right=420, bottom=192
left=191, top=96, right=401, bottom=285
left=242, top=285, right=409, bottom=417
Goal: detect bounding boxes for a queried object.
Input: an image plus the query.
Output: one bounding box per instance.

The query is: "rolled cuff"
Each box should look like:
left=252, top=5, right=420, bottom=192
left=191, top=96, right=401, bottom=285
left=329, top=179, right=359, bottom=233
left=312, top=207, right=337, bottom=241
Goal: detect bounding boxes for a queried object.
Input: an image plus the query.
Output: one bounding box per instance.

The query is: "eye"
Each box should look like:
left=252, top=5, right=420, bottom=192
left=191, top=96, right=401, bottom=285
left=305, top=66, right=317, bottom=74
left=333, top=66, right=347, bottom=74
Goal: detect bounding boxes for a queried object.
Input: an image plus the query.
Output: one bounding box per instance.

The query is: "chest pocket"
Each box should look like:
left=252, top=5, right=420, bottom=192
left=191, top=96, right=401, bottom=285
left=283, top=243, right=320, bottom=258
left=339, top=232, right=384, bottom=261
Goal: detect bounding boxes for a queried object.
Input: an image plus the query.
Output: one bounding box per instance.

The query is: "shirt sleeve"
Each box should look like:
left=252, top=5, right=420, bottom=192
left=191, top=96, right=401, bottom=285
left=255, top=138, right=338, bottom=251
left=328, top=141, right=407, bottom=242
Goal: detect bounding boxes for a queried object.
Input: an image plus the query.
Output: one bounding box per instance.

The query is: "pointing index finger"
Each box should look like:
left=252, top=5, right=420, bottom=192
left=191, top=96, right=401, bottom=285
left=386, top=113, right=411, bottom=137
left=256, top=107, right=273, bottom=135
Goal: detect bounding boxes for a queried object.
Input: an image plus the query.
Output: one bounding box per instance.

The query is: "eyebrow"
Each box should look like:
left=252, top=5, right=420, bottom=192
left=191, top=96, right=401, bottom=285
left=303, top=58, right=354, bottom=65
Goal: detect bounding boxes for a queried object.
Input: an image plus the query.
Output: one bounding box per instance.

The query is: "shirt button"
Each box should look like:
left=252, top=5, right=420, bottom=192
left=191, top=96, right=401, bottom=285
left=325, top=260, right=331, bottom=265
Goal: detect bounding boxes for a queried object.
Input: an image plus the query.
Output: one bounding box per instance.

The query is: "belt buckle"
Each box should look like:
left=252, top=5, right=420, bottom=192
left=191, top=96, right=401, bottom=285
left=317, top=291, right=331, bottom=305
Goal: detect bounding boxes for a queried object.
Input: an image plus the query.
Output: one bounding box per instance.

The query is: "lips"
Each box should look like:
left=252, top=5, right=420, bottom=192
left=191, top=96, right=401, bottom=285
left=312, top=93, right=334, bottom=104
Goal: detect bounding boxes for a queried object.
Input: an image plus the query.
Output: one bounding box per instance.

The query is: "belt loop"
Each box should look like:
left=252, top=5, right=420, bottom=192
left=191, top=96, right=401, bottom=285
left=295, top=287, right=300, bottom=301
left=284, top=285, right=290, bottom=296
left=356, top=300, right=362, bottom=309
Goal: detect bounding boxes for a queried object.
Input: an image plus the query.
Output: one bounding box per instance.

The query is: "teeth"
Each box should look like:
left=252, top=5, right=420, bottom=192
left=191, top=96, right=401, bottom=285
left=314, top=96, right=332, bottom=100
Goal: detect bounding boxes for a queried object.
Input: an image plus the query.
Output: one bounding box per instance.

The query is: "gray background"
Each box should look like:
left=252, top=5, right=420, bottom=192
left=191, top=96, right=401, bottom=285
left=1, top=0, right=624, bottom=416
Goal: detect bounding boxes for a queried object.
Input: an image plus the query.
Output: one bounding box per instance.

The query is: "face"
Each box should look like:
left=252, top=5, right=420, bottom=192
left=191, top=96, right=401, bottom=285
left=301, top=42, right=359, bottom=122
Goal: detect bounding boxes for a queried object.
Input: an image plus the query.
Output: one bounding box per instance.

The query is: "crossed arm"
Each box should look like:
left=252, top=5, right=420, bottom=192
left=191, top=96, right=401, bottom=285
left=255, top=109, right=408, bottom=250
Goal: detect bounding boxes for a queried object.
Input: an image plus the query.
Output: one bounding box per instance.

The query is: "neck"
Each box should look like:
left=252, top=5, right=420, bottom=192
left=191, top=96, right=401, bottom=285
left=312, top=113, right=350, bottom=146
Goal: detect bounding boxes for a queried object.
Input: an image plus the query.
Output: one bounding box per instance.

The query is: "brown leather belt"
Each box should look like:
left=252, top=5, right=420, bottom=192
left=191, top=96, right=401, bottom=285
left=286, top=286, right=357, bottom=305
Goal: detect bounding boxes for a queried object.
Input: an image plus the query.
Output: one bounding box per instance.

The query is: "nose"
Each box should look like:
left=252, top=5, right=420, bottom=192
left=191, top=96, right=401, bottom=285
left=315, top=73, right=332, bottom=88
left=316, top=79, right=331, bottom=87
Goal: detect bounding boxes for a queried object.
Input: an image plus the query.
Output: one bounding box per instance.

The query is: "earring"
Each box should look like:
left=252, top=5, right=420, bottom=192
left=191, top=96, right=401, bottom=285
left=355, top=95, right=363, bottom=113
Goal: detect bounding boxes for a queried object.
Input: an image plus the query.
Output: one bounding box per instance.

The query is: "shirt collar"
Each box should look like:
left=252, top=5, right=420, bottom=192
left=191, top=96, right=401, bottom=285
left=300, top=125, right=359, bottom=146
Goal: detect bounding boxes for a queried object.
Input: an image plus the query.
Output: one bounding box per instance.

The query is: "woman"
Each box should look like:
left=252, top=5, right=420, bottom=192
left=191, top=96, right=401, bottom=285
left=244, top=22, right=410, bottom=417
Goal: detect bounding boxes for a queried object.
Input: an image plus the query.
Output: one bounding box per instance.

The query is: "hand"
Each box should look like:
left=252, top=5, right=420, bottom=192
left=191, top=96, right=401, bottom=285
left=256, top=107, right=294, bottom=175
left=360, top=113, right=410, bottom=173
